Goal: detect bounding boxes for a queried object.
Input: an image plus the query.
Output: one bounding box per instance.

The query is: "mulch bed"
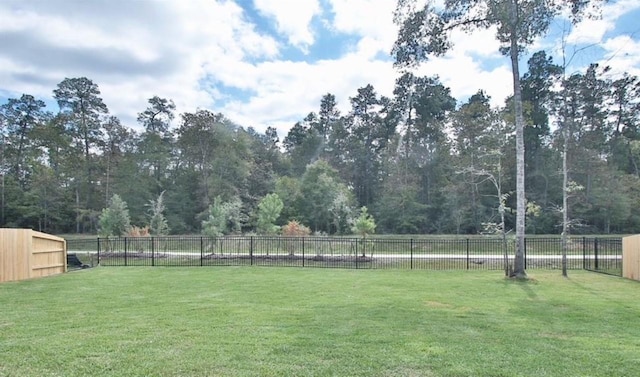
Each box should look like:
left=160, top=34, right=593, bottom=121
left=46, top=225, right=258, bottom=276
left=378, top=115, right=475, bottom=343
left=202, top=253, right=374, bottom=262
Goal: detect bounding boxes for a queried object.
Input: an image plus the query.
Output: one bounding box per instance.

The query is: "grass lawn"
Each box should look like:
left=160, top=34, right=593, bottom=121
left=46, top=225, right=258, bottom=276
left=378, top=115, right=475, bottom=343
left=1, top=268, right=639, bottom=376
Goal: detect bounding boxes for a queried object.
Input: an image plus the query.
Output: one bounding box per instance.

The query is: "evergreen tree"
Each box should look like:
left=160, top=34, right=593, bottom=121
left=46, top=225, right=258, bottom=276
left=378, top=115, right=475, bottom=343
left=256, top=193, right=284, bottom=235
left=99, top=194, right=131, bottom=237
left=148, top=191, right=170, bottom=236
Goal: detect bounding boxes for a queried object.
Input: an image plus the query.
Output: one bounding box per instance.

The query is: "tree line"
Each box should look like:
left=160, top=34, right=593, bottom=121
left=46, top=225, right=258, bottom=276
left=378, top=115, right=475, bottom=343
left=1, top=54, right=638, bottom=236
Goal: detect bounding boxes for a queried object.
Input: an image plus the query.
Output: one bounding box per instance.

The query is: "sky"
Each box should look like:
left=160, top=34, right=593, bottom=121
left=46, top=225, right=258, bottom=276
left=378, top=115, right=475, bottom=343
left=0, top=0, right=639, bottom=137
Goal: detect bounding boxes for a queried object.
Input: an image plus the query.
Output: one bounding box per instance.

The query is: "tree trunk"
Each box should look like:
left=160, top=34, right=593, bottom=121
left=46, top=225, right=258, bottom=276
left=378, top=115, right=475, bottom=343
left=1, top=136, right=4, bottom=225
left=15, top=121, right=27, bottom=187
left=509, top=0, right=527, bottom=278
left=562, top=127, right=569, bottom=277
left=1, top=171, right=4, bottom=226
left=76, top=187, right=81, bottom=234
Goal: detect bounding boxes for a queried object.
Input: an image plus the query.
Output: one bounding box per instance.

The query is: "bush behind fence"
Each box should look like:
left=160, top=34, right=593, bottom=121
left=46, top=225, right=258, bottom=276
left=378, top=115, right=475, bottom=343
left=66, top=236, right=622, bottom=274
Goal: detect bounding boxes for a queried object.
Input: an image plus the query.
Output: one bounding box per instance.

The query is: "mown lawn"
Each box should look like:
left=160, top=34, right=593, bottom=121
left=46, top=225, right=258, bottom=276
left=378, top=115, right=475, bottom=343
left=1, top=268, right=639, bottom=376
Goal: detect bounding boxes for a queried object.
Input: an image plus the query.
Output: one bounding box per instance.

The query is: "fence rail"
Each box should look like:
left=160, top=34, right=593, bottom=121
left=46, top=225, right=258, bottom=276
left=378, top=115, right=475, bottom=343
left=66, top=236, right=622, bottom=274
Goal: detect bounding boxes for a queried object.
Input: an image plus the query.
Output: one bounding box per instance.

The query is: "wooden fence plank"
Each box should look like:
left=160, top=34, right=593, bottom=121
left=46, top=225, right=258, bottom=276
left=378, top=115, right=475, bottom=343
left=0, top=229, right=66, bottom=282
left=623, top=235, right=640, bottom=281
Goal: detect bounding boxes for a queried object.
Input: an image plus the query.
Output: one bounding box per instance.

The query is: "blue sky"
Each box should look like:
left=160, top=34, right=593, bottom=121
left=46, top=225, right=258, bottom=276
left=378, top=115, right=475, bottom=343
left=0, top=0, right=639, bottom=137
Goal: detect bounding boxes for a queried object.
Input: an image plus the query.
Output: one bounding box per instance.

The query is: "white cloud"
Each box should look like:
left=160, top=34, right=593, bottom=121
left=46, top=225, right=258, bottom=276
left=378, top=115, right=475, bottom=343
left=451, top=27, right=503, bottom=59
left=253, top=0, right=321, bottom=51
left=420, top=52, right=513, bottom=108
left=219, top=55, right=397, bottom=136
left=567, top=0, right=640, bottom=44
left=328, top=0, right=397, bottom=55
left=439, top=28, right=512, bottom=106
left=327, top=0, right=509, bottom=106
left=600, top=35, right=640, bottom=78
left=0, top=0, right=637, bottom=139
left=0, top=0, right=280, bottom=128
left=329, top=0, right=395, bottom=37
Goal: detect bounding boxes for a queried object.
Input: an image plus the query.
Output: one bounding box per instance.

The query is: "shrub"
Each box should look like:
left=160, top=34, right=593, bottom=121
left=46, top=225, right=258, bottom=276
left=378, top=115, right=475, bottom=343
left=281, top=220, right=311, bottom=256
left=127, top=226, right=150, bottom=237
left=281, top=220, right=311, bottom=237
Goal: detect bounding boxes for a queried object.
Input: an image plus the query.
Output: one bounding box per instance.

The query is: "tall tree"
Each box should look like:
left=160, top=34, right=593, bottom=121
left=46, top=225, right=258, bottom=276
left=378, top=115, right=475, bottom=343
left=392, top=0, right=599, bottom=278
left=344, top=84, right=394, bottom=207
left=317, top=93, right=341, bottom=143
left=608, top=74, right=640, bottom=176
left=54, top=77, right=109, bottom=232
left=137, top=96, right=176, bottom=190
left=0, top=115, right=7, bottom=225
left=101, top=115, right=134, bottom=207
left=176, top=110, right=250, bottom=222
left=451, top=91, right=505, bottom=234
left=137, top=96, right=176, bottom=134
left=520, top=51, right=562, bottom=214
left=54, top=78, right=108, bottom=163
left=377, top=73, right=455, bottom=233
left=0, top=94, right=46, bottom=187
left=283, top=113, right=323, bottom=175
left=244, top=126, right=281, bottom=214
left=300, top=160, right=351, bottom=233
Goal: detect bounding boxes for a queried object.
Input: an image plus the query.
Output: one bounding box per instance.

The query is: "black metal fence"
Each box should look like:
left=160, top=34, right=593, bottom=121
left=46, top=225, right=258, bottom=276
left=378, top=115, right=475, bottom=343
left=66, top=236, right=622, bottom=274
left=581, top=237, right=622, bottom=275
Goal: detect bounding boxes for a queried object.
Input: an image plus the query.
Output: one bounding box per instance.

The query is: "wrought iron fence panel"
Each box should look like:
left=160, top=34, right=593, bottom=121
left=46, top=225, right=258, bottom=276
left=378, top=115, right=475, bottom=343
left=64, top=235, right=621, bottom=275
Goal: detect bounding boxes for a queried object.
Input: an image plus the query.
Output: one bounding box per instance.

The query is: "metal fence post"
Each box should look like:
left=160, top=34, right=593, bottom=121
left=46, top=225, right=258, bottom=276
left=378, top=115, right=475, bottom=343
left=97, top=237, right=101, bottom=266
left=302, top=238, right=305, bottom=267
left=151, top=237, right=155, bottom=267
left=582, top=237, right=586, bottom=270
left=200, top=237, right=204, bottom=266
left=250, top=236, right=254, bottom=266
left=594, top=238, right=599, bottom=270
left=410, top=239, right=414, bottom=270
left=466, top=238, right=470, bottom=270
left=124, top=237, right=128, bottom=267
left=355, top=239, right=359, bottom=269
left=524, top=238, right=527, bottom=270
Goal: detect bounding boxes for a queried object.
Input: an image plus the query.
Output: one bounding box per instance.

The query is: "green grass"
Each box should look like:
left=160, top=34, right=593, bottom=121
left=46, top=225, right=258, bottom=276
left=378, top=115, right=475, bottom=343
left=1, top=268, right=639, bottom=376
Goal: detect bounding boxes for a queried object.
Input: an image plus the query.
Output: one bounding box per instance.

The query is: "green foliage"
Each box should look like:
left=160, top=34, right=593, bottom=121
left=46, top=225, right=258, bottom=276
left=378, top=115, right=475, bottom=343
left=3, top=59, right=640, bottom=237
left=351, top=206, right=376, bottom=238
left=275, top=176, right=302, bottom=223
left=329, top=190, right=354, bottom=235
left=202, top=196, right=227, bottom=237
left=148, top=191, right=170, bottom=236
left=99, top=194, right=131, bottom=237
left=256, top=193, right=283, bottom=235
left=300, top=160, right=351, bottom=233
left=201, top=196, right=244, bottom=237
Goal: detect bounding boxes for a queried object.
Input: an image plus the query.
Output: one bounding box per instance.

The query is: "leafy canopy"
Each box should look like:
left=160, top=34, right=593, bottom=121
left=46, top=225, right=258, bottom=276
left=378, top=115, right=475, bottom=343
left=99, top=194, right=131, bottom=237
left=352, top=206, right=376, bottom=238
left=202, top=196, right=244, bottom=237
left=256, top=193, right=284, bottom=235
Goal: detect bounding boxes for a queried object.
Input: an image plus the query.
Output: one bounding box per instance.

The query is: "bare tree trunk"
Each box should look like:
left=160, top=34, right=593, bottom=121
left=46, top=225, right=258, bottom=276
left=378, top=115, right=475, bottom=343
left=1, top=136, right=5, bottom=226
left=498, top=157, right=509, bottom=277
left=562, top=127, right=569, bottom=277
left=76, top=188, right=81, bottom=234
left=1, top=171, right=4, bottom=226
left=509, top=0, right=527, bottom=278
left=105, top=153, right=111, bottom=206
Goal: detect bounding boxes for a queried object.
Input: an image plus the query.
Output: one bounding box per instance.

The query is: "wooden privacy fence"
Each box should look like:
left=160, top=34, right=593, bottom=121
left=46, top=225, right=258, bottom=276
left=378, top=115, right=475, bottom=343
left=623, top=234, right=640, bottom=281
left=0, top=229, right=67, bottom=283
